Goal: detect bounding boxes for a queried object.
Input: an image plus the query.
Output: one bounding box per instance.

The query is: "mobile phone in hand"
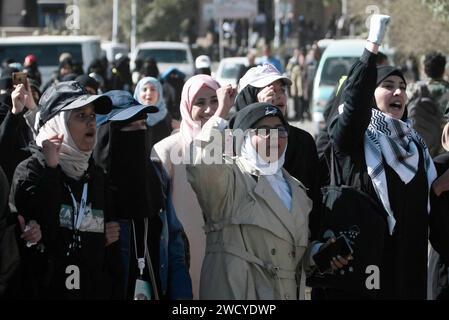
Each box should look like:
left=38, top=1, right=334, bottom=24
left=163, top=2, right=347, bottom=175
left=313, top=235, right=353, bottom=274
left=12, top=72, right=28, bottom=88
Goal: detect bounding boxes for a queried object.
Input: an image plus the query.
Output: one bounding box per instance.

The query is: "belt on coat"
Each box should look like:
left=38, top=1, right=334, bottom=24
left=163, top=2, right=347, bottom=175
left=206, top=243, right=297, bottom=280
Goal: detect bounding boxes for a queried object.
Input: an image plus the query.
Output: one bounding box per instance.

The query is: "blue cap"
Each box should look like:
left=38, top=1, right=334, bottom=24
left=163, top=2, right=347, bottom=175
left=96, top=90, right=158, bottom=126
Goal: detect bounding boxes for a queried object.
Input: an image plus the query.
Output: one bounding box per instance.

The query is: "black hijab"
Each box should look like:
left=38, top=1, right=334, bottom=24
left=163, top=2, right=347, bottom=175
left=234, top=85, right=262, bottom=112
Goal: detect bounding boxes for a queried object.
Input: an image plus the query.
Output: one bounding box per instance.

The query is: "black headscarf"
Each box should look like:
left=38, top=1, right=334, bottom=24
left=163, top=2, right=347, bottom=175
left=93, top=118, right=163, bottom=220
left=234, top=85, right=261, bottom=112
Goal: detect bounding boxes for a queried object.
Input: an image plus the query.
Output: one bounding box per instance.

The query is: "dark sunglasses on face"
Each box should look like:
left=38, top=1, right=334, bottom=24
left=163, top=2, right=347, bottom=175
left=250, top=126, right=289, bottom=138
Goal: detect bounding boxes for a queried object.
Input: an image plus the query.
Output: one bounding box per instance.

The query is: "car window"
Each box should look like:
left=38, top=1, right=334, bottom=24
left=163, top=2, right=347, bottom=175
left=320, top=57, right=357, bottom=86
left=0, top=44, right=83, bottom=66
left=137, top=49, right=188, bottom=64
left=221, top=63, right=244, bottom=79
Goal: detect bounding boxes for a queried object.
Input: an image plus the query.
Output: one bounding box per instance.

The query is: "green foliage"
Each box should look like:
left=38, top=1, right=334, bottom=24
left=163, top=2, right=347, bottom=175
left=77, top=0, right=197, bottom=43
left=422, top=0, right=449, bottom=22
left=122, top=0, right=197, bottom=42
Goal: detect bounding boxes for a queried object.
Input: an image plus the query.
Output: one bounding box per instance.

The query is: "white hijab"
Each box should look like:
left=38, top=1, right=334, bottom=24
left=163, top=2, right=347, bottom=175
left=240, top=132, right=292, bottom=211
left=35, top=111, right=93, bottom=180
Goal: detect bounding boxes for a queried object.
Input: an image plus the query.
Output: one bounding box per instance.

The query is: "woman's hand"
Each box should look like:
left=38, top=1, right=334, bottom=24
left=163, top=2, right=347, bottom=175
left=321, top=237, right=354, bottom=271
left=215, top=84, right=237, bottom=119
left=257, top=85, right=276, bottom=104
left=11, top=84, right=28, bottom=115
left=171, top=119, right=181, bottom=130
left=105, top=221, right=120, bottom=246
left=367, top=14, right=390, bottom=46
left=42, top=134, right=64, bottom=168
left=18, top=215, right=42, bottom=247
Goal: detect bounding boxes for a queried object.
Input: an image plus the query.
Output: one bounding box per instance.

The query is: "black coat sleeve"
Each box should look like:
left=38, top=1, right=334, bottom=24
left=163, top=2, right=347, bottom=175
left=329, top=49, right=378, bottom=155
left=9, top=157, right=63, bottom=250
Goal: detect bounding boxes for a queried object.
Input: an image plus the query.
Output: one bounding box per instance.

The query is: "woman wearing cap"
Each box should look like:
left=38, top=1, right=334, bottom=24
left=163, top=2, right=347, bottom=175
left=9, top=81, right=122, bottom=299
left=94, top=90, right=192, bottom=300
left=322, top=15, right=446, bottom=299
left=134, top=77, right=172, bottom=146
left=152, top=74, right=220, bottom=299
left=236, top=63, right=321, bottom=243
left=185, top=86, right=348, bottom=300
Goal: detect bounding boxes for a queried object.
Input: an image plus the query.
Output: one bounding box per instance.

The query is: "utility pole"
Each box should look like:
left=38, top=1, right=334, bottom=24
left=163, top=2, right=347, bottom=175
left=112, top=0, right=119, bottom=43
left=131, top=0, right=137, bottom=51
left=342, top=0, right=347, bottom=16
left=273, top=0, right=281, bottom=51
left=219, top=17, right=224, bottom=61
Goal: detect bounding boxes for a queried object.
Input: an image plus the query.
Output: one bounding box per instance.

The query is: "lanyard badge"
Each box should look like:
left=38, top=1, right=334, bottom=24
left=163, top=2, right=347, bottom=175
left=65, top=182, right=88, bottom=257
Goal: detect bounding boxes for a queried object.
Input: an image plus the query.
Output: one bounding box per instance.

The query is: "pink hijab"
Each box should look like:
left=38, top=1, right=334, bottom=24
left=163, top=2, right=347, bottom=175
left=180, top=74, right=220, bottom=144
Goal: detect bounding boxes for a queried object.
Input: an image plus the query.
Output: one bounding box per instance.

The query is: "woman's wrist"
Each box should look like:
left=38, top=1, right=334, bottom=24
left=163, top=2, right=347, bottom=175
left=365, top=41, right=379, bottom=54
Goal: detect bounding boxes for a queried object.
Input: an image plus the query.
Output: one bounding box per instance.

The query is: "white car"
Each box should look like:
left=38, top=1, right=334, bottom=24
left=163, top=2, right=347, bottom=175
left=214, top=57, right=248, bottom=87
left=101, top=41, right=129, bottom=62
left=130, top=41, right=195, bottom=78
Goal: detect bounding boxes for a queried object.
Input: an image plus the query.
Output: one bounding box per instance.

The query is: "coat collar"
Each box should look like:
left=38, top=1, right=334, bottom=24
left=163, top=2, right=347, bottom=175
left=242, top=154, right=311, bottom=242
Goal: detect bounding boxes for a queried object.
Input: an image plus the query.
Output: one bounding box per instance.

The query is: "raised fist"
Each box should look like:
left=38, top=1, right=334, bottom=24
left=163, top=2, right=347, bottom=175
left=42, top=134, right=64, bottom=168
left=367, top=14, right=391, bottom=45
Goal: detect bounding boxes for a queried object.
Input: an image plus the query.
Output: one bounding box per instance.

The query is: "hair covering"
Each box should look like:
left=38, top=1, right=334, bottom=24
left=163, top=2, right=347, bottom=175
left=376, top=65, right=407, bottom=86
left=179, top=74, right=220, bottom=143
left=76, top=74, right=99, bottom=92
left=35, top=111, right=92, bottom=180
left=134, top=77, right=168, bottom=127
left=234, top=85, right=261, bottom=112
left=24, top=54, right=37, bottom=67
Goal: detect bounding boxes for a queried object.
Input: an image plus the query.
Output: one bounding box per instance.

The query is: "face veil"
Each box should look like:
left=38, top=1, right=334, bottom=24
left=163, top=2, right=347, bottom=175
left=94, top=121, right=163, bottom=219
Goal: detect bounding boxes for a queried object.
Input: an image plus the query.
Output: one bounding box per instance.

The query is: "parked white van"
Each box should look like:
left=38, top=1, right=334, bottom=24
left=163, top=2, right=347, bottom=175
left=0, top=35, right=102, bottom=86
left=130, top=41, right=194, bottom=78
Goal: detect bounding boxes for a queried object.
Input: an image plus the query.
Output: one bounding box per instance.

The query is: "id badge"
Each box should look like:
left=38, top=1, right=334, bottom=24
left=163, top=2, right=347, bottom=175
left=134, top=278, right=152, bottom=300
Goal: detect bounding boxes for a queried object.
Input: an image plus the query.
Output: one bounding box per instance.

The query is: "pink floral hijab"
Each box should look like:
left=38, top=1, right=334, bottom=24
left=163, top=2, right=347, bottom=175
left=179, top=74, right=220, bottom=144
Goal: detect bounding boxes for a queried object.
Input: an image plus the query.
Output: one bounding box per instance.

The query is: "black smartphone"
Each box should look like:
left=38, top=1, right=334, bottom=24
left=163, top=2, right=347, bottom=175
left=313, top=235, right=353, bottom=274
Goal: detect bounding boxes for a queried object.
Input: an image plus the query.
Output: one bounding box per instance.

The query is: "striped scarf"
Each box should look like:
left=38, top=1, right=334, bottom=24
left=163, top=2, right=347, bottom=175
left=364, top=109, right=437, bottom=234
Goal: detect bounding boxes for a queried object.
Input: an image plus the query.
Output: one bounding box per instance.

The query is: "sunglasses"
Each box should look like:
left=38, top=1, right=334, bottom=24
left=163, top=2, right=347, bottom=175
left=250, top=126, right=289, bottom=138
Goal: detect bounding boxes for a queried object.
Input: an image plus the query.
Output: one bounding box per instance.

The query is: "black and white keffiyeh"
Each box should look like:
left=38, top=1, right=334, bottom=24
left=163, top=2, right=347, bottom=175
left=364, top=109, right=437, bottom=234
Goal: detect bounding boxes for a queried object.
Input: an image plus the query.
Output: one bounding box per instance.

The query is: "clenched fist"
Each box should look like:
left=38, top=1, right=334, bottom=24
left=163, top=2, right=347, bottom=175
left=42, top=134, right=64, bottom=168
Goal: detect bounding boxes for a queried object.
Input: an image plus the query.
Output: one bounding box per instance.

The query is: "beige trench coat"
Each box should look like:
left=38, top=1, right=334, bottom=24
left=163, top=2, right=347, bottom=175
left=186, top=117, right=313, bottom=300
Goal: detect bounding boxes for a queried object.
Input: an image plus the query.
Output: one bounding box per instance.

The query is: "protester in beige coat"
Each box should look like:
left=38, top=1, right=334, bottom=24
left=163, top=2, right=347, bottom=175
left=186, top=85, right=350, bottom=300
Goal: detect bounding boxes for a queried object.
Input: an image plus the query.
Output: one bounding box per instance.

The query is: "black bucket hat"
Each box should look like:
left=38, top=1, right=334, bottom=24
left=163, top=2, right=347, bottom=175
left=38, top=81, right=112, bottom=128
